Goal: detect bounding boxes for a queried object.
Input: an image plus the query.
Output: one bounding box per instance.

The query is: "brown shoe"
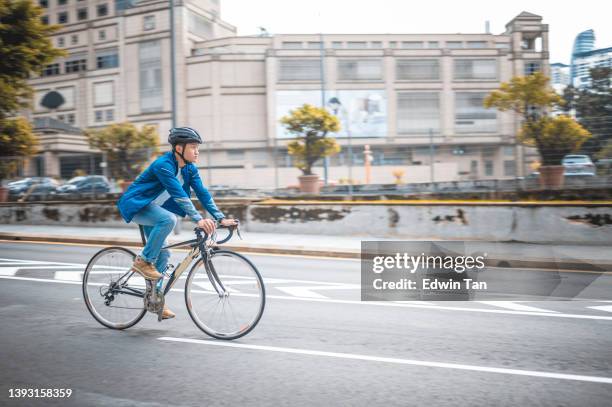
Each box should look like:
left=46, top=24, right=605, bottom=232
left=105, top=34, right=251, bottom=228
left=162, top=305, right=175, bottom=320
left=130, top=256, right=162, bottom=280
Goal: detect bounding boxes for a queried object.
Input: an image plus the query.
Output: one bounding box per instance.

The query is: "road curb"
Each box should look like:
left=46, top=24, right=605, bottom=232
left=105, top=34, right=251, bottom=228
left=0, top=232, right=610, bottom=271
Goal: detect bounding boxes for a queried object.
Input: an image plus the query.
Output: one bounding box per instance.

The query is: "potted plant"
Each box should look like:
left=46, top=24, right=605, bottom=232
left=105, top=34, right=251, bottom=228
left=521, top=115, right=591, bottom=187
left=280, top=104, right=341, bottom=194
left=484, top=72, right=592, bottom=188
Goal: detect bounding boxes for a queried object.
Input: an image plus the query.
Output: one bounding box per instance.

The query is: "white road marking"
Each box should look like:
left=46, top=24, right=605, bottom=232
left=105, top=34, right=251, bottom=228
left=158, top=337, right=612, bottom=384
left=2, top=275, right=612, bottom=321
left=588, top=305, right=612, bottom=313
left=276, top=284, right=362, bottom=299
left=477, top=301, right=559, bottom=313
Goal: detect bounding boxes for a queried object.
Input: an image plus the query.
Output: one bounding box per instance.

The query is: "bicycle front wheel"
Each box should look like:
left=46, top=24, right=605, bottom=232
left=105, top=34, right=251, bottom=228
left=83, top=247, right=147, bottom=329
left=185, top=250, right=265, bottom=340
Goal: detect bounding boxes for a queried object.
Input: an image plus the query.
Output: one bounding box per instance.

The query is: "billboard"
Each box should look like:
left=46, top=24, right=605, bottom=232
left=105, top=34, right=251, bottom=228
left=276, top=90, right=387, bottom=139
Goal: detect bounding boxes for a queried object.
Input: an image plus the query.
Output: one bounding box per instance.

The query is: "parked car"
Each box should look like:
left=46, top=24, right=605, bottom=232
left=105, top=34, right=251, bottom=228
left=7, top=177, right=60, bottom=199
left=57, top=175, right=111, bottom=194
left=562, top=155, right=595, bottom=176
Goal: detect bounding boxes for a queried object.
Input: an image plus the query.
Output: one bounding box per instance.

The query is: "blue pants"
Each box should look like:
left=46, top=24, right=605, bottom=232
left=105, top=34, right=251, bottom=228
left=132, top=203, right=178, bottom=274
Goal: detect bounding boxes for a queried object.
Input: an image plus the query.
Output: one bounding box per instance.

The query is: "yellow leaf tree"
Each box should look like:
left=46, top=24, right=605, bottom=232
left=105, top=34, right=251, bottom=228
left=280, top=104, right=341, bottom=176
left=485, top=72, right=591, bottom=166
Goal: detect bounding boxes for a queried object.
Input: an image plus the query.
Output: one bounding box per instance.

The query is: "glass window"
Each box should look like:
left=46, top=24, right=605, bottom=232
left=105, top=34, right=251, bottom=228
left=331, top=41, right=343, bottom=49
left=307, top=42, right=321, bottom=49
left=446, top=41, right=463, bottom=49
left=337, top=59, right=382, bottom=80
left=98, top=30, right=106, bottom=40
left=397, top=92, right=440, bottom=134
left=401, top=41, right=422, bottom=49
left=71, top=35, right=78, bottom=45
left=105, top=109, right=114, bottom=121
left=77, top=8, right=87, bottom=21
left=396, top=59, right=439, bottom=80
left=281, top=42, right=302, bottom=49
left=143, top=15, right=155, bottom=31
left=96, top=49, right=119, bottom=69
left=139, top=40, right=163, bottom=113
left=58, top=37, right=65, bottom=47
left=227, top=150, right=245, bottom=160
left=67, top=113, right=75, bottom=125
left=525, top=61, right=541, bottom=75
left=467, top=41, right=487, bottom=48
left=65, top=58, right=87, bottom=73
left=503, top=146, right=515, bottom=156
left=495, top=43, right=510, bottom=49
left=97, top=4, right=108, bottom=17
left=389, top=41, right=397, bottom=48
left=42, top=63, right=60, bottom=77
left=58, top=0, right=67, bottom=5
left=39, top=0, right=48, bottom=8
left=371, top=41, right=383, bottom=49
left=278, top=59, right=321, bottom=81
left=454, top=59, right=497, bottom=80
left=93, top=82, right=113, bottom=106
left=485, top=160, right=494, bottom=176
left=427, top=41, right=439, bottom=48
left=455, top=92, right=497, bottom=133
left=346, top=41, right=367, bottom=49
left=94, top=110, right=103, bottom=123
left=504, top=160, right=516, bottom=176
left=41, top=15, right=49, bottom=25
left=58, top=12, right=68, bottom=24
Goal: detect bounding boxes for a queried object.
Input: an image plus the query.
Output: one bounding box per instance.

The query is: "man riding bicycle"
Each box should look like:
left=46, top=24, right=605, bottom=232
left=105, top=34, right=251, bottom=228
left=117, top=127, right=237, bottom=319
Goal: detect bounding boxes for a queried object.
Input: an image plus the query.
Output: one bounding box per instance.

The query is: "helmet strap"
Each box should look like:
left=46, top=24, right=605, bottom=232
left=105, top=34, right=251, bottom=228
left=173, top=144, right=192, bottom=165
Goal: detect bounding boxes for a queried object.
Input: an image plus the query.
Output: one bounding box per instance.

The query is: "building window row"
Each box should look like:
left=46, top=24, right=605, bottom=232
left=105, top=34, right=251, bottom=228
left=278, top=58, right=499, bottom=82
left=283, top=40, right=497, bottom=50
left=94, top=109, right=114, bottom=123
left=39, top=3, right=108, bottom=25
left=396, top=91, right=497, bottom=134
left=40, top=49, right=118, bottom=76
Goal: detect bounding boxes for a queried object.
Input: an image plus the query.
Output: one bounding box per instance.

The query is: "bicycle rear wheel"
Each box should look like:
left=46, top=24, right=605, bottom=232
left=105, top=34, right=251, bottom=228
left=185, top=250, right=265, bottom=340
left=83, top=247, right=147, bottom=329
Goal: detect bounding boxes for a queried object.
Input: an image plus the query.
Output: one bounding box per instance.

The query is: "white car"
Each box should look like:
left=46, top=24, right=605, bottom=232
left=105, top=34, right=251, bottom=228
left=562, top=155, right=595, bottom=176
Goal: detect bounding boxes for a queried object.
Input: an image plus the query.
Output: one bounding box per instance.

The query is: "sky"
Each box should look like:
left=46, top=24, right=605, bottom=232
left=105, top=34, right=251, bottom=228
left=221, top=0, right=612, bottom=64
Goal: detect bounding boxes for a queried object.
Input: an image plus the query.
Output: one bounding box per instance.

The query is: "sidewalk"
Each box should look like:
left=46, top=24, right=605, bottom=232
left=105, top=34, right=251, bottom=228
left=0, top=224, right=610, bottom=271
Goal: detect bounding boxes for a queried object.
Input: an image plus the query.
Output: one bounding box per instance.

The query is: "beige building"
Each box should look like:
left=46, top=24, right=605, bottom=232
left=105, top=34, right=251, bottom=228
left=26, top=2, right=548, bottom=187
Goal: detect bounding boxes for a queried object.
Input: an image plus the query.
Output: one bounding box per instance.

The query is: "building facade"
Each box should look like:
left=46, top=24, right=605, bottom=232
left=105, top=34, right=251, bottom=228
left=26, top=3, right=549, bottom=187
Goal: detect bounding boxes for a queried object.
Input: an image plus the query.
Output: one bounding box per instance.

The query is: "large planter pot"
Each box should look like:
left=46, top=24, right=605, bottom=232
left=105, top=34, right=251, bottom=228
left=0, top=187, right=7, bottom=202
left=539, top=165, right=565, bottom=189
left=298, top=175, right=320, bottom=194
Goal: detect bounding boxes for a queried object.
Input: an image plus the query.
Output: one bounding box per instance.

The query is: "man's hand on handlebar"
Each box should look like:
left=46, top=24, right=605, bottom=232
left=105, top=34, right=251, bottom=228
left=219, top=218, right=238, bottom=227
left=196, top=218, right=216, bottom=235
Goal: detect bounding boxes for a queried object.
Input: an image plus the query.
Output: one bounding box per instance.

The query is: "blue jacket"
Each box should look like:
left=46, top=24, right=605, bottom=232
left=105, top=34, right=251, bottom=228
left=117, top=152, right=225, bottom=223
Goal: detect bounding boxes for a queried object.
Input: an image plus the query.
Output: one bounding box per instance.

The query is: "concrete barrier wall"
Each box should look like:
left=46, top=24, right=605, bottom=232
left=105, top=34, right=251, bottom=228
left=246, top=203, right=612, bottom=244
left=1, top=201, right=610, bottom=244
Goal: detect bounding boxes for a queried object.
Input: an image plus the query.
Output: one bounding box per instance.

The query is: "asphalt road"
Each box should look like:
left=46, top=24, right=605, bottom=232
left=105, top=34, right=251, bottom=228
left=0, top=241, right=611, bottom=407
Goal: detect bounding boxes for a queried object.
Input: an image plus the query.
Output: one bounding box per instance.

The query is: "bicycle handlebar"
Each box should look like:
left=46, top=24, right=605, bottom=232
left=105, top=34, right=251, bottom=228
left=194, top=219, right=241, bottom=249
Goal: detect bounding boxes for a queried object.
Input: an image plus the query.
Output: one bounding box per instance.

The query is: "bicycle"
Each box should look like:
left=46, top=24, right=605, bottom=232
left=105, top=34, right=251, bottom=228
left=82, top=221, right=265, bottom=340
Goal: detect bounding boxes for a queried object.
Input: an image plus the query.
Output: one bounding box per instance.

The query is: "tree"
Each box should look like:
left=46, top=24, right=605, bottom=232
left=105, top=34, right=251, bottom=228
left=280, top=104, right=341, bottom=176
left=86, top=122, right=159, bottom=181
left=0, top=0, right=65, bottom=119
left=485, top=72, right=591, bottom=166
left=0, top=117, right=38, bottom=181
left=573, top=67, right=612, bottom=153
left=520, top=115, right=591, bottom=165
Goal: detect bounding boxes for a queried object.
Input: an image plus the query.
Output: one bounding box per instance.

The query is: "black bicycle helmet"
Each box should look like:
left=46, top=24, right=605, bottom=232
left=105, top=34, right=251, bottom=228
left=168, top=127, right=203, bottom=145
left=168, top=127, right=202, bottom=164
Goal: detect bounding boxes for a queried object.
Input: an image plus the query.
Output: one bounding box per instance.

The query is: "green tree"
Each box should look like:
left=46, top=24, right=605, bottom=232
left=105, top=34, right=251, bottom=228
left=485, top=73, right=591, bottom=166
left=0, top=0, right=64, bottom=184
left=280, top=104, right=341, bottom=176
left=573, top=67, right=612, bottom=152
left=86, top=122, right=159, bottom=181
left=0, top=0, right=65, bottom=119
left=0, top=117, right=38, bottom=181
